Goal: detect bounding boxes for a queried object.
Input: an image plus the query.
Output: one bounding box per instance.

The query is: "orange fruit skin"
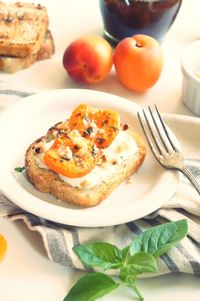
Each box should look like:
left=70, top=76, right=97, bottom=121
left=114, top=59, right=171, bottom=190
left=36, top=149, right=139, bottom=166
left=69, top=104, right=120, bottom=148
left=63, top=35, right=113, bottom=84
left=69, top=104, right=96, bottom=136
left=44, top=137, right=100, bottom=178
left=113, top=34, right=163, bottom=92
left=0, top=233, right=7, bottom=262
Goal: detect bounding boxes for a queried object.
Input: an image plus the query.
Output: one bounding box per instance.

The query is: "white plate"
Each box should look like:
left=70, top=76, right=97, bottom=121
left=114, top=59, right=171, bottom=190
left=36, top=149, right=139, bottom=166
left=0, top=89, right=179, bottom=227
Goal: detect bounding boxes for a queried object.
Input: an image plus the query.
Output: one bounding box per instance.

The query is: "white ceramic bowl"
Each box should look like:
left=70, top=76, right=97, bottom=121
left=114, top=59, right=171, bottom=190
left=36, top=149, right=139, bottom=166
left=181, top=40, right=200, bottom=116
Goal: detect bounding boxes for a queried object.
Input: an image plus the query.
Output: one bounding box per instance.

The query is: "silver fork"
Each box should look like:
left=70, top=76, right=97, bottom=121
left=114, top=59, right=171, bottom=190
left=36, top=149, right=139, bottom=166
left=137, top=105, right=200, bottom=196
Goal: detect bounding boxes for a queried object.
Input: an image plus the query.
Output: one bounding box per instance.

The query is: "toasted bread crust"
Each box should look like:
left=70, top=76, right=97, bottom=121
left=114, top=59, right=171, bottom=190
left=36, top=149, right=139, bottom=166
left=25, top=126, right=146, bottom=207
left=37, top=30, right=55, bottom=61
left=0, top=2, right=49, bottom=57
left=0, top=30, right=55, bottom=73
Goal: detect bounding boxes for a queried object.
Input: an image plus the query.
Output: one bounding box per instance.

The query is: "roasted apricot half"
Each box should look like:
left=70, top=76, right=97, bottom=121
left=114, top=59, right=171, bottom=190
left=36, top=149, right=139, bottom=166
left=69, top=104, right=96, bottom=136
left=43, top=134, right=100, bottom=178
left=69, top=104, right=120, bottom=148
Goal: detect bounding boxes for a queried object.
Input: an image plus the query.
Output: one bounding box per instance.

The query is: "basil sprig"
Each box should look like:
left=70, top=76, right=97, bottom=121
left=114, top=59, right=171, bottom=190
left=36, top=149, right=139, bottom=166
left=63, top=219, right=188, bottom=301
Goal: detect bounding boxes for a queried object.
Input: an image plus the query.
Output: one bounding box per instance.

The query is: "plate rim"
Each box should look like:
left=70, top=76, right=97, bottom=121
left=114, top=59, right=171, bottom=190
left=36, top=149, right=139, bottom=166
left=0, top=88, right=179, bottom=227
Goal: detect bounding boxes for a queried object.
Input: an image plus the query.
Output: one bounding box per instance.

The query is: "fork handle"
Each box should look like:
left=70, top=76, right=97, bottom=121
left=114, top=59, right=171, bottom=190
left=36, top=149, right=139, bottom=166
left=181, top=167, right=200, bottom=195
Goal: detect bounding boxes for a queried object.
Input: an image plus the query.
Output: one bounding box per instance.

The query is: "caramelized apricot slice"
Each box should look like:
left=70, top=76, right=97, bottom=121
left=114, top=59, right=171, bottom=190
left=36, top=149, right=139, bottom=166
left=43, top=135, right=100, bottom=178
left=69, top=104, right=120, bottom=148
left=69, top=104, right=96, bottom=136
left=93, top=109, right=120, bottom=148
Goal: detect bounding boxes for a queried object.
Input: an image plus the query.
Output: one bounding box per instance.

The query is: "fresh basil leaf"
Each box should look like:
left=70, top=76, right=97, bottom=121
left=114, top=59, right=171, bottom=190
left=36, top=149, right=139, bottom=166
left=120, top=252, right=157, bottom=279
left=63, top=272, right=119, bottom=301
left=14, top=166, right=25, bottom=173
left=130, top=220, right=188, bottom=258
left=73, top=242, right=122, bottom=270
left=121, top=245, right=130, bottom=259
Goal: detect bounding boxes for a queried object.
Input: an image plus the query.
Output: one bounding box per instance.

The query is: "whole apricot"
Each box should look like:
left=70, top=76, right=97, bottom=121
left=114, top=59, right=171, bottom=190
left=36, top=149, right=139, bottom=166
left=63, top=35, right=113, bottom=84
left=114, top=34, right=163, bottom=92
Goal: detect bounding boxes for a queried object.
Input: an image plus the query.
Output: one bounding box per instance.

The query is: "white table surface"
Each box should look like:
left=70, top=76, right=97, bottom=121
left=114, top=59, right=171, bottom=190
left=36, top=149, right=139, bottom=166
left=1, top=0, right=200, bottom=300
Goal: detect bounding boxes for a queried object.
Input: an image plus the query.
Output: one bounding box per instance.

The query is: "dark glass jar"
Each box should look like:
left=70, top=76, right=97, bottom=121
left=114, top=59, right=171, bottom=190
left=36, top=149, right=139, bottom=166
left=99, top=0, right=182, bottom=45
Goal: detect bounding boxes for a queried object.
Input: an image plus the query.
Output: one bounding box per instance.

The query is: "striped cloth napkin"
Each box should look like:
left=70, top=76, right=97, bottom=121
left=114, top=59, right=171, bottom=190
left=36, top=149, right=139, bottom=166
left=0, top=82, right=200, bottom=277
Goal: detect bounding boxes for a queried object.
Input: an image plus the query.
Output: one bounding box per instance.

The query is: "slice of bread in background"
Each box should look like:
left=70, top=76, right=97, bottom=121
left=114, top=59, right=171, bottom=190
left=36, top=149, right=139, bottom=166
left=0, top=2, right=49, bottom=57
left=37, top=30, right=55, bottom=61
left=25, top=126, right=146, bottom=207
left=0, top=30, right=55, bottom=73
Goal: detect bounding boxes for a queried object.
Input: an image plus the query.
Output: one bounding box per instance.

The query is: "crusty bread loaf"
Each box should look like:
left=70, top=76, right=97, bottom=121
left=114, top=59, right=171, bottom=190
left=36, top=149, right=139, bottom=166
left=0, top=30, right=55, bottom=73
left=0, top=1, right=49, bottom=57
left=25, top=121, right=146, bottom=207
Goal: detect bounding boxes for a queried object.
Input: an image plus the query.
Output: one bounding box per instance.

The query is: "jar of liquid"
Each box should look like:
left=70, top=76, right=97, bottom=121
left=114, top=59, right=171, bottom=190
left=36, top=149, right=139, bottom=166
left=99, top=0, right=182, bottom=45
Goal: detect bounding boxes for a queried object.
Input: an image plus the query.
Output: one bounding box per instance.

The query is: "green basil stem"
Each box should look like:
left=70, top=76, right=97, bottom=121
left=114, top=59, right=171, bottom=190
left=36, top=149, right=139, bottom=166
left=131, top=281, right=144, bottom=301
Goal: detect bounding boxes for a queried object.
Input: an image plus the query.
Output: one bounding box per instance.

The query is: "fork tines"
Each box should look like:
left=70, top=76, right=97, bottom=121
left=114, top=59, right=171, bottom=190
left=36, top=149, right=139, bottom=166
left=137, top=105, right=178, bottom=159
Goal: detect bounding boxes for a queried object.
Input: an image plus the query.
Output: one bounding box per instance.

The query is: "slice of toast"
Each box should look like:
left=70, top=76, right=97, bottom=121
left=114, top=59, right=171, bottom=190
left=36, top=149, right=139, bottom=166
left=0, top=1, right=49, bottom=57
left=25, top=121, right=146, bottom=207
left=0, top=30, right=55, bottom=73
